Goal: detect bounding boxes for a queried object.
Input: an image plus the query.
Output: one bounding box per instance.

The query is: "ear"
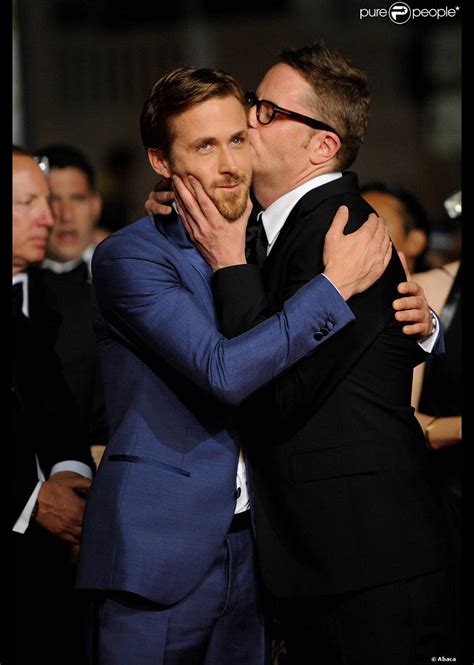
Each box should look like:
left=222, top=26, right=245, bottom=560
left=309, top=132, right=341, bottom=166
left=405, top=228, right=428, bottom=259
left=148, top=148, right=171, bottom=179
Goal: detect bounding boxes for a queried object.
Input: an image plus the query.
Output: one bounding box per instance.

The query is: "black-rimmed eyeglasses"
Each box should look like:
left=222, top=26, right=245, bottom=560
left=246, top=90, right=341, bottom=139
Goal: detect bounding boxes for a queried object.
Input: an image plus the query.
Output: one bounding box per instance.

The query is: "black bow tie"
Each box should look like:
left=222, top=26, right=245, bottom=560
left=245, top=220, right=268, bottom=267
left=12, top=282, right=24, bottom=316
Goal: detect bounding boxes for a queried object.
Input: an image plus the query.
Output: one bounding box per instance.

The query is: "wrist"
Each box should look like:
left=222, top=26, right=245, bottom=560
left=323, top=269, right=353, bottom=301
left=421, top=311, right=437, bottom=341
left=213, top=257, right=247, bottom=271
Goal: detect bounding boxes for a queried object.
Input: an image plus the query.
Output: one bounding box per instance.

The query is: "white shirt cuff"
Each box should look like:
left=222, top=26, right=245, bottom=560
left=50, top=460, right=93, bottom=479
left=417, top=310, right=440, bottom=354
left=321, top=273, right=342, bottom=297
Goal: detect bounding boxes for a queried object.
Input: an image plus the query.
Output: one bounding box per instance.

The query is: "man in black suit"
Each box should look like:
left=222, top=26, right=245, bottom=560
left=34, top=144, right=108, bottom=463
left=12, top=146, right=95, bottom=664
left=167, top=44, right=453, bottom=664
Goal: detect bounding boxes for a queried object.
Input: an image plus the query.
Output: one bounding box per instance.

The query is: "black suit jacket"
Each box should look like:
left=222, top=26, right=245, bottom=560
left=12, top=278, right=94, bottom=527
left=213, top=172, right=448, bottom=598
left=32, top=264, right=108, bottom=446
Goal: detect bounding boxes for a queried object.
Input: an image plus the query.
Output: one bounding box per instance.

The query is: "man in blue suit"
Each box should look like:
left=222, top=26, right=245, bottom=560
left=77, top=67, right=429, bottom=664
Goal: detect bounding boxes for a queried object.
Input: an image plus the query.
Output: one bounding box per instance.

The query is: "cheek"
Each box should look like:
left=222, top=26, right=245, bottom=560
left=12, top=218, right=29, bottom=244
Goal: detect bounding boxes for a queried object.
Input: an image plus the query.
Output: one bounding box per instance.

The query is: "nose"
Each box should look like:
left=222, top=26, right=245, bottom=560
left=38, top=198, right=55, bottom=229
left=218, top=146, right=238, bottom=175
left=53, top=198, right=74, bottom=224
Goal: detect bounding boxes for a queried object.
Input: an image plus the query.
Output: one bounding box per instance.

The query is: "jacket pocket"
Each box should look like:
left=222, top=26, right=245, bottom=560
left=290, top=442, right=377, bottom=482
left=108, top=454, right=191, bottom=477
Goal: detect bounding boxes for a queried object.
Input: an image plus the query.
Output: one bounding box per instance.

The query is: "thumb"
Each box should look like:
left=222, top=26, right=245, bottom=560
left=397, top=250, right=411, bottom=280
left=327, top=205, right=349, bottom=236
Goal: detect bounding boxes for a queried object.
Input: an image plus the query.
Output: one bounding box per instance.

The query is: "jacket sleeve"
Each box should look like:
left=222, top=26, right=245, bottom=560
left=92, top=239, right=354, bottom=406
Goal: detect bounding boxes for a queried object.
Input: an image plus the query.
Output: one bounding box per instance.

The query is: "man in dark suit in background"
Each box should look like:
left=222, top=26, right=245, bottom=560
left=170, top=44, right=453, bottom=664
left=11, top=146, right=95, bottom=664
left=35, top=144, right=108, bottom=464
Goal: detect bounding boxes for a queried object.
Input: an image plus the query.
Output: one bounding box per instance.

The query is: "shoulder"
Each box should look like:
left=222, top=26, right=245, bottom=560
left=299, top=193, right=373, bottom=237
left=93, top=216, right=165, bottom=263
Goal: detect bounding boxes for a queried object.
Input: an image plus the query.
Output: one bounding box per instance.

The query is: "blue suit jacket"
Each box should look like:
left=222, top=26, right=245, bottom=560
left=76, top=213, right=354, bottom=605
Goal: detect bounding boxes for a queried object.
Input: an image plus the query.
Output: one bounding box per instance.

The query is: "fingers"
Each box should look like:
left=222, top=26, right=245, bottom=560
left=400, top=322, right=426, bottom=336
left=392, top=295, right=424, bottom=311
left=396, top=280, right=423, bottom=297
left=397, top=251, right=411, bottom=280
left=359, top=212, right=380, bottom=238
left=173, top=175, right=197, bottom=211
left=145, top=190, right=174, bottom=215
left=394, top=307, right=424, bottom=322
left=327, top=205, right=350, bottom=236
left=188, top=175, right=221, bottom=218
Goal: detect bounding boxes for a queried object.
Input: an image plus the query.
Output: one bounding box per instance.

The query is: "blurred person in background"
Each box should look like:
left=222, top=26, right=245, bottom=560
left=361, top=181, right=430, bottom=274
left=35, top=144, right=108, bottom=466
left=37, top=143, right=104, bottom=280
left=11, top=145, right=94, bottom=665
left=411, top=191, right=462, bottom=659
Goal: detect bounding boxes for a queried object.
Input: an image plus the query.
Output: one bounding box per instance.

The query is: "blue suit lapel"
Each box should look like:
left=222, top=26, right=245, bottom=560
left=154, top=213, right=216, bottom=310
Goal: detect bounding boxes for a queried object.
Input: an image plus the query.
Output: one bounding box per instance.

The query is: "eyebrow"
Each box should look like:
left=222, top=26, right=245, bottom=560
left=189, top=128, right=248, bottom=149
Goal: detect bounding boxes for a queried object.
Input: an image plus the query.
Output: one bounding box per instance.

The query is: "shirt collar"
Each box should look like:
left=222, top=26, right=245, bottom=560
left=260, top=172, right=342, bottom=253
left=12, top=272, right=29, bottom=317
left=42, top=244, right=95, bottom=280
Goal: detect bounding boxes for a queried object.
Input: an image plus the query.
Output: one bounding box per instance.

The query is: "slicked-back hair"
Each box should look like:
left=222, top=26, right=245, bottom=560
left=140, top=66, right=247, bottom=158
left=279, top=42, right=370, bottom=169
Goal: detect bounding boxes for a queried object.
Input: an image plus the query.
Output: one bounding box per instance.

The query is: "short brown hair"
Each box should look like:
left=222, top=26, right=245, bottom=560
left=140, top=66, right=246, bottom=157
left=279, top=42, right=370, bottom=169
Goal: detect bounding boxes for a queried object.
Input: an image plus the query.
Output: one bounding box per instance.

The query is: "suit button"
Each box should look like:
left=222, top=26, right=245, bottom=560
left=326, top=319, right=334, bottom=331
left=234, top=487, right=241, bottom=499
left=321, top=327, right=329, bottom=336
left=314, top=331, right=324, bottom=341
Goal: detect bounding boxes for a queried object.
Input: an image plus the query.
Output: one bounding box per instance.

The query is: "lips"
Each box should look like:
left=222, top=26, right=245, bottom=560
left=55, top=230, right=79, bottom=243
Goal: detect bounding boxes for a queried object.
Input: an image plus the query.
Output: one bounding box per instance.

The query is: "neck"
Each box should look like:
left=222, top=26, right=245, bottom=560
left=13, top=262, right=28, bottom=276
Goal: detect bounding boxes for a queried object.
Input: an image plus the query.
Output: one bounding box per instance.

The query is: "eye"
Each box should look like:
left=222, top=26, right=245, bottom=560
left=198, top=142, right=211, bottom=152
left=231, top=133, right=247, bottom=147
left=15, top=196, right=34, bottom=207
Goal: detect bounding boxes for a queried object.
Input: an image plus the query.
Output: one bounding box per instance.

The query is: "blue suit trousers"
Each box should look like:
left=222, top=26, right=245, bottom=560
left=87, top=525, right=269, bottom=664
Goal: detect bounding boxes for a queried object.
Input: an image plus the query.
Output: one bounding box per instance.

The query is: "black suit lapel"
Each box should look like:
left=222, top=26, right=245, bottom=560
left=262, top=172, right=361, bottom=275
left=27, top=267, right=62, bottom=347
